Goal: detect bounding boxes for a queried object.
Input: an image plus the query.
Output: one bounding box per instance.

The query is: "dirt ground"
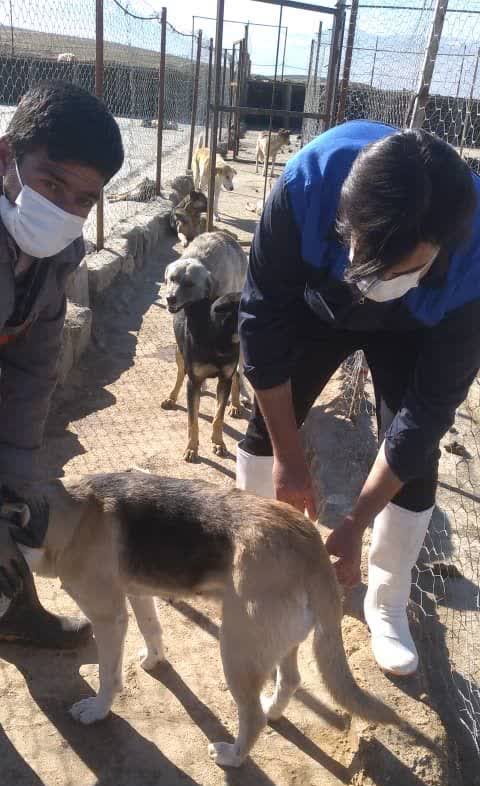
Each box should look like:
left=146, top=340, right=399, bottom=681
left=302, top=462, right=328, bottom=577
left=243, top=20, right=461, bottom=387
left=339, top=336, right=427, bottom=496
left=0, top=133, right=455, bottom=786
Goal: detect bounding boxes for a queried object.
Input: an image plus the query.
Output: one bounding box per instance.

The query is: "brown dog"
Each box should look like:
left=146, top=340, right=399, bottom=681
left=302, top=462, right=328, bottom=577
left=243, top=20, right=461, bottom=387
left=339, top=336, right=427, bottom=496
left=192, top=135, right=237, bottom=220
left=255, top=129, right=290, bottom=177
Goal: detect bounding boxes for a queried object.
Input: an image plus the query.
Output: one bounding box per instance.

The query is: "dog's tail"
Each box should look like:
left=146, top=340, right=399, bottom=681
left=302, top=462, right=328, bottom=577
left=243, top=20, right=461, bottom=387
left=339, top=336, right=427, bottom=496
left=196, top=133, right=205, bottom=151
left=307, top=559, right=401, bottom=727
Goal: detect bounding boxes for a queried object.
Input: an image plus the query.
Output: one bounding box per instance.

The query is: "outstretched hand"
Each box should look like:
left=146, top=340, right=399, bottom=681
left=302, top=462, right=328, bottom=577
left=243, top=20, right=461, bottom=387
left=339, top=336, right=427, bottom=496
left=273, top=456, right=317, bottom=520
left=325, top=515, right=364, bottom=587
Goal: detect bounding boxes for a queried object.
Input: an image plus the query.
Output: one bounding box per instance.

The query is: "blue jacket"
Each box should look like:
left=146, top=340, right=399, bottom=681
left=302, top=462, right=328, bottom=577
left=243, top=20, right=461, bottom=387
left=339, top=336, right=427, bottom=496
left=239, top=120, right=480, bottom=482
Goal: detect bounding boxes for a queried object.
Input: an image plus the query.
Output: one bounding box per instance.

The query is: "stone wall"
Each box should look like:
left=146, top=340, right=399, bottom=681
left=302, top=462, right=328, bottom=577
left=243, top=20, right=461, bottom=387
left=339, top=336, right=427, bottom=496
left=58, top=198, right=172, bottom=384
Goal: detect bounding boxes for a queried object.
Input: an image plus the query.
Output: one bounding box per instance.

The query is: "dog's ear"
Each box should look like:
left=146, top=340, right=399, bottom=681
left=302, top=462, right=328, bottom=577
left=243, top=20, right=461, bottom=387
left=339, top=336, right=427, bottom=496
left=231, top=168, right=237, bottom=176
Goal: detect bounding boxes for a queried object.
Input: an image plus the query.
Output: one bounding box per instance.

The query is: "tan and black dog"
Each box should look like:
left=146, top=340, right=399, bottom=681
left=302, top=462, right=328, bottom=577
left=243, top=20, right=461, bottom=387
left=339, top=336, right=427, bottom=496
left=168, top=190, right=207, bottom=247
left=6, top=471, right=401, bottom=768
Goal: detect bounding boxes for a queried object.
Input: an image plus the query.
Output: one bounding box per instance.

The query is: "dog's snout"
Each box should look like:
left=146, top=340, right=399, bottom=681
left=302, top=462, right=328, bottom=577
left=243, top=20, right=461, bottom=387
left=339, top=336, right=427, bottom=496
left=166, top=294, right=177, bottom=306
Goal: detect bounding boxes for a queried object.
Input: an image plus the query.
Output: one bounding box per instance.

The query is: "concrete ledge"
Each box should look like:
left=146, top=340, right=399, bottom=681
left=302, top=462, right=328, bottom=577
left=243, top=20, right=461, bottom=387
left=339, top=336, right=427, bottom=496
left=60, top=198, right=172, bottom=383
left=58, top=303, right=92, bottom=384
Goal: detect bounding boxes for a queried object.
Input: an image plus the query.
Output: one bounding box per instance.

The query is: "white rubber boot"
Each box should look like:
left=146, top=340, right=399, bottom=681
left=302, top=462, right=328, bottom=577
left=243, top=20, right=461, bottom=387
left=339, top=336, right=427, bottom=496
left=236, top=444, right=275, bottom=498
left=364, top=501, right=434, bottom=677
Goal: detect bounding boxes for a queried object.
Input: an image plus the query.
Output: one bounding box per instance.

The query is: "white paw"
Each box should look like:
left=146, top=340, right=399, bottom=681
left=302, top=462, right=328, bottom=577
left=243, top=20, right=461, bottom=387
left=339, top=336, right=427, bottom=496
left=260, top=692, right=283, bottom=720
left=70, top=697, right=110, bottom=724
left=208, top=741, right=244, bottom=768
left=139, top=645, right=165, bottom=671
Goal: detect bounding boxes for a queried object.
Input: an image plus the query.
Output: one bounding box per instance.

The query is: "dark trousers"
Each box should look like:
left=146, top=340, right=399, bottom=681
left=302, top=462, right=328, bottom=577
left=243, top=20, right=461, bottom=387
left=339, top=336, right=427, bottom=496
left=242, top=325, right=439, bottom=512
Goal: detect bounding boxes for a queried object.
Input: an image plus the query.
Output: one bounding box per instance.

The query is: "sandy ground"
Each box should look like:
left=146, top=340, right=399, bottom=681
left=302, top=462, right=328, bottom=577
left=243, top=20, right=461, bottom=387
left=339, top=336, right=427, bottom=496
left=0, top=132, right=467, bottom=786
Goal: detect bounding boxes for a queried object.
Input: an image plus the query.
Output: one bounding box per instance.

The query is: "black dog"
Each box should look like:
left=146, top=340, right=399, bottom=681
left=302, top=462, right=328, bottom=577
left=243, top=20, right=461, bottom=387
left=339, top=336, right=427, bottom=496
left=161, top=293, right=242, bottom=462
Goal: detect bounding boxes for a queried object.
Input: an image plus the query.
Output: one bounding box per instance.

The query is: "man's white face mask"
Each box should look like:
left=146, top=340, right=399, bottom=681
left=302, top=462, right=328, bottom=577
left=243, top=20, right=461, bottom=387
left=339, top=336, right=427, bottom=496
left=349, top=245, right=439, bottom=303
left=0, top=160, right=85, bottom=258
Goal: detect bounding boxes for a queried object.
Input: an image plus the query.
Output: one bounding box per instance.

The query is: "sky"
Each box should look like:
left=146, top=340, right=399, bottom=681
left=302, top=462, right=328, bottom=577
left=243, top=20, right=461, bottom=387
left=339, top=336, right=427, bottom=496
left=2, top=0, right=480, bottom=95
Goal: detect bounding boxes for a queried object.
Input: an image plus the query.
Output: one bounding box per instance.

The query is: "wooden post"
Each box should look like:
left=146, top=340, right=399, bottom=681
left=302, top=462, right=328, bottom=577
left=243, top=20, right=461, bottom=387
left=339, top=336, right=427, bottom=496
left=155, top=7, right=167, bottom=195
left=410, top=0, right=449, bottom=129
left=95, top=0, right=104, bottom=251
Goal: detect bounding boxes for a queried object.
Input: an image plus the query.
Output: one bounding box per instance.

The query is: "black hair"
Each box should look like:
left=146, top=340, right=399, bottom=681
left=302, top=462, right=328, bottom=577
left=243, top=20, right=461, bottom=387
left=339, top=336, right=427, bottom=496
left=338, top=128, right=477, bottom=282
left=6, top=80, right=124, bottom=183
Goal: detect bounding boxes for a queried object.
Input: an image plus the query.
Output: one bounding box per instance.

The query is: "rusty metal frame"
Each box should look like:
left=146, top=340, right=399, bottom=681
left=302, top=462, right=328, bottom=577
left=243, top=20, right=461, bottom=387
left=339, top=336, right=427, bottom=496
left=205, top=37, right=214, bottom=145
left=207, top=0, right=346, bottom=230
left=187, top=29, right=202, bottom=171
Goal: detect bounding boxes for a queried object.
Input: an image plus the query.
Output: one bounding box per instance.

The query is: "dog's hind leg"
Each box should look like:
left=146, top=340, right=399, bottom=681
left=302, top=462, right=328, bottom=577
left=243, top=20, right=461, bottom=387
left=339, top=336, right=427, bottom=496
left=209, top=599, right=268, bottom=767
left=129, top=596, right=165, bottom=671
left=185, top=378, right=201, bottom=461
left=70, top=597, right=128, bottom=725
left=161, top=349, right=185, bottom=409
left=260, top=646, right=301, bottom=720
left=228, top=372, right=242, bottom=418
left=211, top=377, right=232, bottom=456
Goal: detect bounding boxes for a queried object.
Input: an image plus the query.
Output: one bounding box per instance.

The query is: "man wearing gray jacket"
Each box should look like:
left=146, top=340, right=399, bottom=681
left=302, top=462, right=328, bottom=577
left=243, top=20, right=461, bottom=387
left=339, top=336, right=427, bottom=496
left=0, top=81, right=123, bottom=647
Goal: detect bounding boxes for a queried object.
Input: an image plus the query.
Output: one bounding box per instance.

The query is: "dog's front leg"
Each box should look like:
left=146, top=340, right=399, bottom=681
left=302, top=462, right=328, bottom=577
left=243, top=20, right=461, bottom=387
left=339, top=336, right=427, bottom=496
left=213, top=187, right=220, bottom=221
left=161, top=349, right=185, bottom=409
left=270, top=153, right=277, bottom=178
left=212, top=377, right=232, bottom=456
left=184, top=377, right=201, bottom=461
left=70, top=601, right=128, bottom=725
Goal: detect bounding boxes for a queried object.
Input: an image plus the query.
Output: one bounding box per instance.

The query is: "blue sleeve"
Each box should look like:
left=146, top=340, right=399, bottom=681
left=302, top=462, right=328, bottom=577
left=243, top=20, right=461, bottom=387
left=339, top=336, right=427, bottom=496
left=239, top=175, right=308, bottom=390
left=385, top=298, right=480, bottom=482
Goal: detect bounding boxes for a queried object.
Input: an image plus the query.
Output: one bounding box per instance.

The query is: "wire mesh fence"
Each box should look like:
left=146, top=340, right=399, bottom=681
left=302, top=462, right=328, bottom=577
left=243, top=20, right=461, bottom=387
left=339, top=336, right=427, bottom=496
left=0, top=0, right=229, bottom=248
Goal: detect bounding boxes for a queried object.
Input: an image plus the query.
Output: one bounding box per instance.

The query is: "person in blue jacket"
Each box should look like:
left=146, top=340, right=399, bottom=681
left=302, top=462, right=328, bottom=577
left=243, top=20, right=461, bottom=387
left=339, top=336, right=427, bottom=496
left=236, top=120, right=479, bottom=677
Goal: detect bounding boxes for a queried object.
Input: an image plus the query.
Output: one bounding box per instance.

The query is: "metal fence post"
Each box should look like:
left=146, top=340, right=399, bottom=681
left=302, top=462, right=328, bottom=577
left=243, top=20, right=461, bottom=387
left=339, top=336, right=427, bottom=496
left=460, top=46, right=480, bottom=157
left=228, top=44, right=236, bottom=151
left=370, top=36, right=379, bottom=87
left=336, top=0, right=359, bottom=124
left=233, top=40, right=244, bottom=158
left=207, top=0, right=225, bottom=231
left=313, top=21, right=322, bottom=93
left=95, top=0, right=104, bottom=251
left=262, top=2, right=284, bottom=207
left=301, top=38, right=316, bottom=147
left=155, top=7, right=167, bottom=195
left=187, top=29, right=202, bottom=171
left=218, top=48, right=227, bottom=142
left=281, top=26, right=288, bottom=82
left=205, top=37, right=214, bottom=145
left=410, top=0, right=449, bottom=129
left=323, top=0, right=346, bottom=131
